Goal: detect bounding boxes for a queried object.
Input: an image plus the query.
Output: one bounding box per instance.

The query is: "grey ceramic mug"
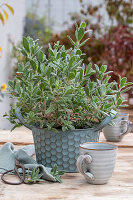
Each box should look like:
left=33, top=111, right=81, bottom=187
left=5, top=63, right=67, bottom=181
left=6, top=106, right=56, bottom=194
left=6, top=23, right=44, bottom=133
left=103, top=113, right=132, bottom=142
left=76, top=142, right=117, bottom=185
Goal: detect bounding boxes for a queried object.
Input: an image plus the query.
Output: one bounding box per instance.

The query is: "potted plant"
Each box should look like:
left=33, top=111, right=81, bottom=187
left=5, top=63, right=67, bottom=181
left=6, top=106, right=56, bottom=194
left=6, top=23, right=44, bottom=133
left=5, top=22, right=132, bottom=172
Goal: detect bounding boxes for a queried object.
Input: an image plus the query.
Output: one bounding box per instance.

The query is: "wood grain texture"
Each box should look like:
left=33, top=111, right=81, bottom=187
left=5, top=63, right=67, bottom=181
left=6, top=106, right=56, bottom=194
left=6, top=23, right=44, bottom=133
left=0, top=127, right=33, bottom=145
left=100, top=132, right=133, bottom=148
left=0, top=148, right=133, bottom=200
left=0, top=127, right=132, bottom=148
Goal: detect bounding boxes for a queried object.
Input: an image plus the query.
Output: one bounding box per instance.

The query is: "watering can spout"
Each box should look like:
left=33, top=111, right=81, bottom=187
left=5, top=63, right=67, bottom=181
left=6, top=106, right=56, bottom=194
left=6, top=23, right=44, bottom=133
left=94, top=110, right=117, bottom=132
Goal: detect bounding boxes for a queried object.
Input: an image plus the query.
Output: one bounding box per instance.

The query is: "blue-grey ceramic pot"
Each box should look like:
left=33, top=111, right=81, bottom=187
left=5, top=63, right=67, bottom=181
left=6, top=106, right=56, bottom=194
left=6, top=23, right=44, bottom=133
left=15, top=108, right=116, bottom=172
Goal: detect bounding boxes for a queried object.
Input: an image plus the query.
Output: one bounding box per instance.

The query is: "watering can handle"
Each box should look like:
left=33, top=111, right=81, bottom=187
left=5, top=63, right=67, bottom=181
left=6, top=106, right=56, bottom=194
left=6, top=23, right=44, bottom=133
left=94, top=110, right=117, bottom=132
left=15, top=107, right=33, bottom=130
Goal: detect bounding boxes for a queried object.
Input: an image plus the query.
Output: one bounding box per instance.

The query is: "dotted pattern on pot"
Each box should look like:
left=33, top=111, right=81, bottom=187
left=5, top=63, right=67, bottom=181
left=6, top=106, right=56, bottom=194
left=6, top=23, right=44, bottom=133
left=32, top=128, right=100, bottom=172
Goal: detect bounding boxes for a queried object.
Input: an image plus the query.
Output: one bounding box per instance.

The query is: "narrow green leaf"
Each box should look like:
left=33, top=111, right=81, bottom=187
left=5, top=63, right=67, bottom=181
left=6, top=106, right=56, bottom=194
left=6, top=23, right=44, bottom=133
left=20, top=48, right=27, bottom=56
left=94, top=64, right=99, bottom=73
left=45, top=106, right=55, bottom=114
left=55, top=175, right=62, bottom=183
left=8, top=80, right=14, bottom=88
left=65, top=88, right=73, bottom=95
left=84, top=70, right=95, bottom=78
left=69, top=72, right=75, bottom=80
left=23, top=37, right=30, bottom=52
left=61, top=52, right=66, bottom=59
left=16, top=83, right=21, bottom=94
left=38, top=51, right=45, bottom=62
left=120, top=77, right=127, bottom=88
left=57, top=171, right=65, bottom=175
left=116, top=91, right=120, bottom=99
left=86, top=63, right=92, bottom=74
left=30, top=60, right=37, bottom=71
left=124, top=82, right=133, bottom=86
left=67, top=36, right=77, bottom=47
left=84, top=87, right=89, bottom=97
left=91, top=101, right=97, bottom=109
left=94, top=97, right=99, bottom=103
left=75, top=29, right=78, bottom=41
left=104, top=103, right=113, bottom=109
left=62, top=126, right=67, bottom=132
left=40, top=83, right=45, bottom=91
left=79, top=38, right=89, bottom=47
left=100, top=65, right=107, bottom=73
left=100, top=85, right=106, bottom=96
left=117, top=98, right=123, bottom=105
left=48, top=49, right=55, bottom=57
left=121, top=86, right=132, bottom=93
left=52, top=164, right=58, bottom=175
left=80, top=68, right=83, bottom=81
left=69, top=56, right=75, bottom=67
left=89, top=82, right=94, bottom=90
left=78, top=28, right=84, bottom=41
left=80, top=22, right=86, bottom=29
left=81, top=79, right=87, bottom=87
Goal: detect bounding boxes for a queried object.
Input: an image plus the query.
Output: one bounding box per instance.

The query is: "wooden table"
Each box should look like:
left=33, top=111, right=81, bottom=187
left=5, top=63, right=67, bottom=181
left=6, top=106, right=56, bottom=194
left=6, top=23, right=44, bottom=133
left=0, top=128, right=133, bottom=200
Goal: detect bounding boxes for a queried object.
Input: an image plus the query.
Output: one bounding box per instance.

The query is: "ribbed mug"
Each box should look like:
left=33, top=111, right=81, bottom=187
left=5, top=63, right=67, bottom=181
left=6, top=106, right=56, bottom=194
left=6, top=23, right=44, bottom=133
left=103, top=113, right=132, bottom=142
left=76, top=142, right=117, bottom=184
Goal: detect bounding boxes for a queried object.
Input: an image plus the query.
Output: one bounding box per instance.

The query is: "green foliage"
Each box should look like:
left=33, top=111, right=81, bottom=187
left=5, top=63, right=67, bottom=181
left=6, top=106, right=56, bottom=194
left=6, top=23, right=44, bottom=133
left=10, top=8, right=51, bottom=77
left=52, top=0, right=133, bottom=85
left=3, top=106, right=22, bottom=131
left=5, top=22, right=132, bottom=131
left=26, top=168, right=44, bottom=184
left=51, top=164, right=65, bottom=183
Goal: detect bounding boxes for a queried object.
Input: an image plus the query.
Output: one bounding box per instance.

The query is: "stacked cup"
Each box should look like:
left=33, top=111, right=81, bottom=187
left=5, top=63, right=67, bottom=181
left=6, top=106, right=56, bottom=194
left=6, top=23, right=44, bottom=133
left=103, top=113, right=132, bottom=142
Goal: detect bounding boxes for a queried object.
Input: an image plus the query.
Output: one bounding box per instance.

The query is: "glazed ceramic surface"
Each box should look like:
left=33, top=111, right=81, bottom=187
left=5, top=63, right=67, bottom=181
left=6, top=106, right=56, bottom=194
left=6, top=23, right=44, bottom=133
left=103, top=113, right=132, bottom=142
left=77, top=142, right=117, bottom=184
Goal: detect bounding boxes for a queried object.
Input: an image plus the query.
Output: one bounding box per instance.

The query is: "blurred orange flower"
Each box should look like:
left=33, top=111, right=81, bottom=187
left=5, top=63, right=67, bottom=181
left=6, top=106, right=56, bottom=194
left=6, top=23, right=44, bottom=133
left=1, top=83, right=7, bottom=91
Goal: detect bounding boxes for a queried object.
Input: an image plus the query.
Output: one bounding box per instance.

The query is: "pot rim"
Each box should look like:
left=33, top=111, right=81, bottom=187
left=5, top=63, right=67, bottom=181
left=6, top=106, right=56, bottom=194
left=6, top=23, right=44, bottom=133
left=80, top=142, right=117, bottom=151
left=33, top=126, right=96, bottom=131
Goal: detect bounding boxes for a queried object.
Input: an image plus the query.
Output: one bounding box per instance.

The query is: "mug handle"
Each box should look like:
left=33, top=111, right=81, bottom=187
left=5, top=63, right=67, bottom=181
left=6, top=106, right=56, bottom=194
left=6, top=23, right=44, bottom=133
left=120, top=120, right=132, bottom=137
left=76, top=154, right=94, bottom=180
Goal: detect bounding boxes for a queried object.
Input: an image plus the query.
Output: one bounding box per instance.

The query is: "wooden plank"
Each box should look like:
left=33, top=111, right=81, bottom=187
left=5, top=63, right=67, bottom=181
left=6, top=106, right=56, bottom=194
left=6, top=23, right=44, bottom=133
left=0, top=148, right=133, bottom=200
left=100, top=132, right=133, bottom=148
left=120, top=108, right=133, bottom=117
left=0, top=127, right=133, bottom=148
left=0, top=127, right=33, bottom=145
